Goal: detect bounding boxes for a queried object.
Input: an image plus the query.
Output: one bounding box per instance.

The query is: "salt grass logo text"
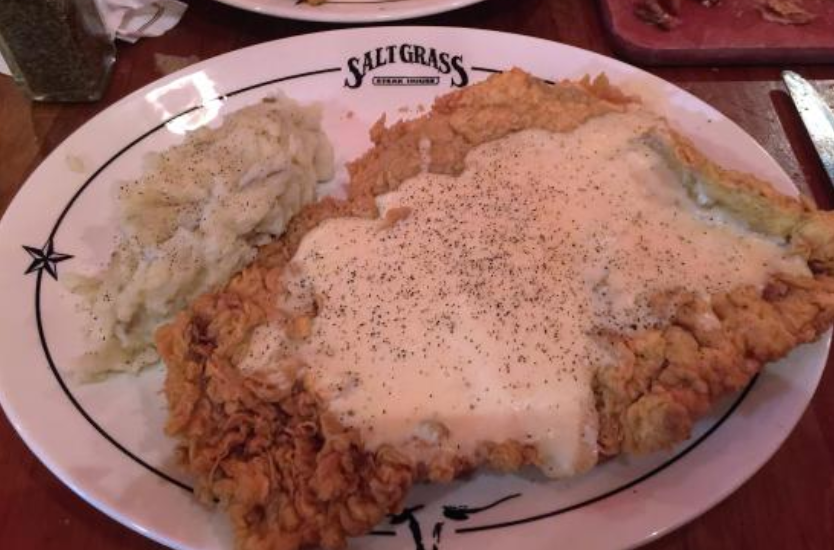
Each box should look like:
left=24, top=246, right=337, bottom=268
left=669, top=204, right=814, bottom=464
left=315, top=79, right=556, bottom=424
left=343, top=44, right=469, bottom=89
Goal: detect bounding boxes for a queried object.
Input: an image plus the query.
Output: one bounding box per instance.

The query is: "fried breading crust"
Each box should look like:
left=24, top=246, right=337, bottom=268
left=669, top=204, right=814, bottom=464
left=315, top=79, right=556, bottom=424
left=157, top=70, right=834, bottom=550
left=647, top=127, right=834, bottom=272
left=595, top=275, right=834, bottom=456
left=346, top=69, right=630, bottom=202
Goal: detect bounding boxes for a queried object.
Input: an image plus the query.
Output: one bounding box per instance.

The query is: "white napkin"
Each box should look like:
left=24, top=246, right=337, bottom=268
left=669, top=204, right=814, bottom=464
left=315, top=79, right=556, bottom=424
left=0, top=0, right=187, bottom=76
left=95, top=0, right=188, bottom=44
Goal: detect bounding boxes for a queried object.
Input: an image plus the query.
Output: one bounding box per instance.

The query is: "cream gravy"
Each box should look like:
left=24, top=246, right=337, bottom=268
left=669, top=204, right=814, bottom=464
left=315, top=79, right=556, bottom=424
left=242, top=111, right=809, bottom=477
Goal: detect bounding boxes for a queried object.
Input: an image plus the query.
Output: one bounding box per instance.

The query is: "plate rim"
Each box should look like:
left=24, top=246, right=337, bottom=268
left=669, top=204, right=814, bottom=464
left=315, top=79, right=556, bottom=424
left=209, top=0, right=489, bottom=23
left=0, top=25, right=828, bottom=550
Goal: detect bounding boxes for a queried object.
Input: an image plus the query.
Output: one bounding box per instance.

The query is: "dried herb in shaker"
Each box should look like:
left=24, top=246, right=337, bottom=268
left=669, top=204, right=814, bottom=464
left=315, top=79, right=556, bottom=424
left=0, top=0, right=116, bottom=102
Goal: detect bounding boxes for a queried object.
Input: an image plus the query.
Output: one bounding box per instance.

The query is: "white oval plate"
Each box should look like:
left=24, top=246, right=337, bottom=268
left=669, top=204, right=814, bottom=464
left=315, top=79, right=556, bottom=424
left=0, top=27, right=827, bottom=550
left=212, top=0, right=487, bottom=23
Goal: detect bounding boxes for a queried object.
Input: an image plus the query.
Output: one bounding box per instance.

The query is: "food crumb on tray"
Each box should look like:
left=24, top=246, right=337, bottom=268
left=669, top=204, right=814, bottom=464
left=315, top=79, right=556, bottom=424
left=634, top=0, right=818, bottom=30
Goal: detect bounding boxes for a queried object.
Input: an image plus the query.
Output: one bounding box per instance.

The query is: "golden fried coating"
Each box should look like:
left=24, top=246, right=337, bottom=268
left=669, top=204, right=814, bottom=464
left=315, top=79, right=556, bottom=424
left=346, top=69, right=630, bottom=202
left=157, top=69, right=834, bottom=550
left=595, top=276, right=834, bottom=456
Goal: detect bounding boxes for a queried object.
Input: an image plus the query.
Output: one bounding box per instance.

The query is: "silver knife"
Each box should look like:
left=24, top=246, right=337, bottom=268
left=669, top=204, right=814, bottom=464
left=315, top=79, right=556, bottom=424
left=782, top=71, right=834, bottom=185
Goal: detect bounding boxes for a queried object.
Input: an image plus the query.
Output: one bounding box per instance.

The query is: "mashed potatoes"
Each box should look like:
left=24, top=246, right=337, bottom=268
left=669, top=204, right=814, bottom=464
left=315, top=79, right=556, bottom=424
left=69, top=93, right=334, bottom=377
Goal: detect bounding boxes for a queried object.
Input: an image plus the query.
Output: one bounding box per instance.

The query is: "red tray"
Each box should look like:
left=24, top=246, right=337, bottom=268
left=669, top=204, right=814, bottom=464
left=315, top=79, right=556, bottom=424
left=598, top=0, right=834, bottom=65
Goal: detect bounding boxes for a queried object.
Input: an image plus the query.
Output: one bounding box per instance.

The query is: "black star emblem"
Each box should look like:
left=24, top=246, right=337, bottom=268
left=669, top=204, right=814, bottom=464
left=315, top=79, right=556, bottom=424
left=23, top=240, right=73, bottom=281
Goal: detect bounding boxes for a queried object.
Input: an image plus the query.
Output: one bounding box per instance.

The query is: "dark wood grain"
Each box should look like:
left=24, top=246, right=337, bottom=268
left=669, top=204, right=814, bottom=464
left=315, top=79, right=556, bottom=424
left=1, top=1, right=833, bottom=549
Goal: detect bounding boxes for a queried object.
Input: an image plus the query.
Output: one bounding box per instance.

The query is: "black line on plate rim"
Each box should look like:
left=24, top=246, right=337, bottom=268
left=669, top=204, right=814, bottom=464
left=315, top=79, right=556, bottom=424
left=35, top=268, right=194, bottom=492
left=37, top=67, right=340, bottom=491
left=455, top=376, right=758, bottom=534
left=47, top=67, right=340, bottom=242
left=472, top=66, right=554, bottom=85
left=444, top=493, right=522, bottom=519
left=48, top=105, right=197, bottom=242
left=34, top=62, right=760, bottom=534
left=223, top=68, right=341, bottom=100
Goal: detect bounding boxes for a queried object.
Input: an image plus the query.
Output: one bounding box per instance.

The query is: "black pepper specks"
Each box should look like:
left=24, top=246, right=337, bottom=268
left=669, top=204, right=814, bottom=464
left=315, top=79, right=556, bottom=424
left=278, top=114, right=806, bottom=459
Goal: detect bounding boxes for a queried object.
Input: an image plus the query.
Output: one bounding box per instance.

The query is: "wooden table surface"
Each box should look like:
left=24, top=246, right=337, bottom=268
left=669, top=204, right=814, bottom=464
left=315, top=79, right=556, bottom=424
left=1, top=0, right=833, bottom=548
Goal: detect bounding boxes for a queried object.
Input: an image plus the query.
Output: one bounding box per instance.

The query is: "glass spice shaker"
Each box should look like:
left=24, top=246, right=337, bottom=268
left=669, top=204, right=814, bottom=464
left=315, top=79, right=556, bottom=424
left=0, top=0, right=116, bottom=102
